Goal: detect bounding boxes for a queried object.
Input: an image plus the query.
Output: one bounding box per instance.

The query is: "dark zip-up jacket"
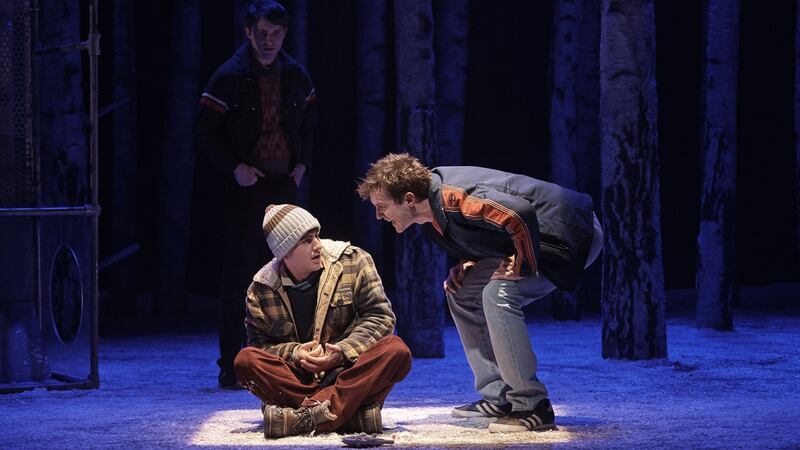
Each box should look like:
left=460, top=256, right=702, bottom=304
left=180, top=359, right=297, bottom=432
left=423, top=166, right=595, bottom=291
left=196, top=43, right=316, bottom=176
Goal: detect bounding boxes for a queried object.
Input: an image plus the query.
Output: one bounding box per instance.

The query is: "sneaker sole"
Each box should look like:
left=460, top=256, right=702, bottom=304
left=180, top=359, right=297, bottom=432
left=488, top=422, right=557, bottom=433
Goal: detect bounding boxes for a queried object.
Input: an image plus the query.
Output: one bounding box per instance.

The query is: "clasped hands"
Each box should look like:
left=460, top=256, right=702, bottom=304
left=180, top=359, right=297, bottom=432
left=233, top=163, right=305, bottom=187
left=294, top=340, right=344, bottom=374
left=443, top=255, right=523, bottom=294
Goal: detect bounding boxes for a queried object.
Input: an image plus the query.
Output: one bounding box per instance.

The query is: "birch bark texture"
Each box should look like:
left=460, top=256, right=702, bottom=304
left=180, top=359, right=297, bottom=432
left=599, top=0, right=667, bottom=359
left=695, top=0, right=740, bottom=330
left=354, top=0, right=387, bottom=258
left=393, top=0, right=446, bottom=358
left=434, top=0, right=468, bottom=167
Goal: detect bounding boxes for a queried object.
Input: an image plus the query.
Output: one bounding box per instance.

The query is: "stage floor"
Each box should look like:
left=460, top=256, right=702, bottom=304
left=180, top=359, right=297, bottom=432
left=2, top=311, right=799, bottom=449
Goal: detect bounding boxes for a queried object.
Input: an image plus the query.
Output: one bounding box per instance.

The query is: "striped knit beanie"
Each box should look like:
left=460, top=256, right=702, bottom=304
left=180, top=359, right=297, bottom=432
left=262, top=204, right=321, bottom=260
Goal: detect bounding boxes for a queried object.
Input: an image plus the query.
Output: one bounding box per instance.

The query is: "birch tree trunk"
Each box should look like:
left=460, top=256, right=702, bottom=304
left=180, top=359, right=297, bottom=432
left=549, top=0, right=579, bottom=192
left=696, top=0, right=740, bottom=330
left=434, top=0, right=468, bottom=167
left=573, top=0, right=602, bottom=314
left=394, top=0, right=445, bottom=358
left=549, top=0, right=602, bottom=320
left=154, top=1, right=200, bottom=316
left=548, top=0, right=581, bottom=320
left=575, top=0, right=601, bottom=203
left=599, top=0, right=666, bottom=359
left=354, top=0, right=387, bottom=257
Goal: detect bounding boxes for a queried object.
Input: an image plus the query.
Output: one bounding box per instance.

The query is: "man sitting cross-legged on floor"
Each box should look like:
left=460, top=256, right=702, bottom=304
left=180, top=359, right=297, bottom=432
left=234, top=204, right=412, bottom=438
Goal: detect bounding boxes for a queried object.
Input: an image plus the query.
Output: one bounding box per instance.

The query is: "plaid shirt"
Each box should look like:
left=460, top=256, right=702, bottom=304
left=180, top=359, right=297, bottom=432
left=244, top=239, right=395, bottom=364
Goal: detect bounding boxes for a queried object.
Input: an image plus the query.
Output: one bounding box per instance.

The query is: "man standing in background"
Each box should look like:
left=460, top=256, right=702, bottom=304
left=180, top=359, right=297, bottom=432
left=196, top=0, right=317, bottom=388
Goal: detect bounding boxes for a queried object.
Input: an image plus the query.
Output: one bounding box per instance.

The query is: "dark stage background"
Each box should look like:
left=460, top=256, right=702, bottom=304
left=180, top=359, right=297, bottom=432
left=4, top=2, right=800, bottom=440
left=2, top=0, right=800, bottom=398
left=118, top=0, right=798, bottom=301
left=6, top=0, right=799, bottom=322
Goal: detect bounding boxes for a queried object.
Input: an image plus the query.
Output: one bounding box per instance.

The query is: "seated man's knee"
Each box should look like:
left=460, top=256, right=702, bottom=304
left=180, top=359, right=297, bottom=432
left=382, top=335, right=409, bottom=353
left=233, top=347, right=260, bottom=372
left=382, top=336, right=412, bottom=369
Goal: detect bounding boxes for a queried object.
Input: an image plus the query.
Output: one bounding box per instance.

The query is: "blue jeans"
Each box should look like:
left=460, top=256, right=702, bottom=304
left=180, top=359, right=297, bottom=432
left=447, top=214, right=603, bottom=411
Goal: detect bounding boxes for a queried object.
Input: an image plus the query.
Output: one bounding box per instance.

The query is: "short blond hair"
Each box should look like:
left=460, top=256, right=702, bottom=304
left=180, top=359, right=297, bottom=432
left=356, top=153, right=432, bottom=203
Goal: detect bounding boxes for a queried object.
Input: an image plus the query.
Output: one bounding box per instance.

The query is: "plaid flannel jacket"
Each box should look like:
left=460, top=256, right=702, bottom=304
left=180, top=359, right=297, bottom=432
left=244, top=239, right=395, bottom=363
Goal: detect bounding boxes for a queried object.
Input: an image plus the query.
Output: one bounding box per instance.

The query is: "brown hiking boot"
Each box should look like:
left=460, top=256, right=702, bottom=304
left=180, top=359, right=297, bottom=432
left=263, top=399, right=337, bottom=438
left=338, top=402, right=382, bottom=434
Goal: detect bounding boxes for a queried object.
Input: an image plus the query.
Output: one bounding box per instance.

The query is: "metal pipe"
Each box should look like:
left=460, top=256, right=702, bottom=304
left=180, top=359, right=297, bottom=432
left=33, top=41, right=85, bottom=55
left=0, top=205, right=100, bottom=217
left=88, top=0, right=100, bottom=389
left=30, top=0, right=42, bottom=331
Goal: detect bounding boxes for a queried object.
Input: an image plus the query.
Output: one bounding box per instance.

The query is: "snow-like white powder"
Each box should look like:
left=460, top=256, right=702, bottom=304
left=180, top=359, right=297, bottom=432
left=1, top=312, right=799, bottom=449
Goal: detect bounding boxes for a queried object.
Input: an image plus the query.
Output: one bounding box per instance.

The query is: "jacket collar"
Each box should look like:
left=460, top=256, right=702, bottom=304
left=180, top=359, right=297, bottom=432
left=252, top=239, right=350, bottom=288
left=428, top=170, right=449, bottom=231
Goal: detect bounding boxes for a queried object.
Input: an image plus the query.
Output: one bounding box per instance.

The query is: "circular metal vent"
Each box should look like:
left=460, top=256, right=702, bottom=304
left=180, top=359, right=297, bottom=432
left=50, top=245, right=83, bottom=344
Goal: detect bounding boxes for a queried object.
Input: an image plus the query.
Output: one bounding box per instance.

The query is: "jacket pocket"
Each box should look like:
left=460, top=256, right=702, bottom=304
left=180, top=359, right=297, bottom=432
left=331, top=290, right=353, bottom=307
left=540, top=237, right=572, bottom=273
left=540, top=232, right=571, bottom=251
left=326, top=290, right=354, bottom=333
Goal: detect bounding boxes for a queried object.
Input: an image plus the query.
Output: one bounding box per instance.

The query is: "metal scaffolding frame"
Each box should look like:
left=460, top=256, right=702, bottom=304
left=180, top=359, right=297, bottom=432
left=0, top=0, right=100, bottom=392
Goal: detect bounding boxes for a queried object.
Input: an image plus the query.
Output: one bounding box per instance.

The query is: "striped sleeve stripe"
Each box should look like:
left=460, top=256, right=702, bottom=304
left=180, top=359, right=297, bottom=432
left=441, top=186, right=537, bottom=274
left=305, top=88, right=316, bottom=103
left=199, top=92, right=228, bottom=113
